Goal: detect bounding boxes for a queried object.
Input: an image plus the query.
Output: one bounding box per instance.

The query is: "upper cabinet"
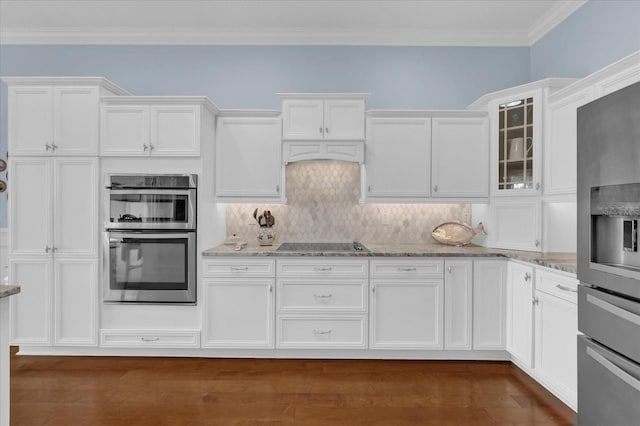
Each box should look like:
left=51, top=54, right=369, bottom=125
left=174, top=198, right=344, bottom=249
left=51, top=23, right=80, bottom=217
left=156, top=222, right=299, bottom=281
left=469, top=79, right=576, bottom=197
left=364, top=111, right=489, bottom=202
left=215, top=111, right=283, bottom=202
left=280, top=94, right=368, bottom=141
left=100, top=97, right=218, bottom=157
left=4, top=77, right=128, bottom=156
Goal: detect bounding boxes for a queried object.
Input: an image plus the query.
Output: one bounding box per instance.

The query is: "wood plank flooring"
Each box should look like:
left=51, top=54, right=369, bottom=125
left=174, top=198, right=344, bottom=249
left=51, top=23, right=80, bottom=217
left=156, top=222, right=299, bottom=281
left=10, top=347, right=575, bottom=425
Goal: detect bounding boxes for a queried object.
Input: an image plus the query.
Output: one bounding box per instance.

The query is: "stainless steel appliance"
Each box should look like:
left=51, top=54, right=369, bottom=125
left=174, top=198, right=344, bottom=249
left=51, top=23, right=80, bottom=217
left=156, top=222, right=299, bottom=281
left=576, top=81, right=640, bottom=425
left=104, top=174, right=197, bottom=304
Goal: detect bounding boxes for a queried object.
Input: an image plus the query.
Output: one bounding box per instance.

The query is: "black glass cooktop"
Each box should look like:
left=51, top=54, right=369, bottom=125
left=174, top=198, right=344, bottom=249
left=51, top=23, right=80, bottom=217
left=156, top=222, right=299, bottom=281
left=276, top=242, right=369, bottom=252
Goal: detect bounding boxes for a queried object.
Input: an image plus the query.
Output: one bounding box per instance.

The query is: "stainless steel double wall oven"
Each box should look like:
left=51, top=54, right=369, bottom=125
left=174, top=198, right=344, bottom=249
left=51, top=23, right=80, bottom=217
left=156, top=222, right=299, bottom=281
left=104, top=174, right=197, bottom=304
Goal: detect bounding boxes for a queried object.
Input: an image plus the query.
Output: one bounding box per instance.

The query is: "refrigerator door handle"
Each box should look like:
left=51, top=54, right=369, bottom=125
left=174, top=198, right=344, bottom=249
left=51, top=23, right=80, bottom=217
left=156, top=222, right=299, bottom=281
left=587, top=346, right=640, bottom=392
left=587, top=293, right=640, bottom=326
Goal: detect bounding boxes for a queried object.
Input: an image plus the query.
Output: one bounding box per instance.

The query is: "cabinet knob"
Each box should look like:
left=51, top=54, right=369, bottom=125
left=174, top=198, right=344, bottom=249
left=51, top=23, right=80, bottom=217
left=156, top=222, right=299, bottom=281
left=319, top=127, right=323, bottom=134
left=141, top=337, right=160, bottom=342
left=535, top=239, right=540, bottom=247
left=433, top=185, right=438, bottom=193
left=524, top=272, right=531, bottom=282
left=535, top=182, right=540, bottom=190
left=325, top=127, right=329, bottom=134
left=44, top=245, right=51, bottom=253
left=448, top=265, right=452, bottom=274
left=532, top=297, right=539, bottom=306
left=149, top=144, right=155, bottom=151
left=52, top=246, right=57, bottom=252
left=45, top=144, right=52, bottom=151
left=368, top=185, right=371, bottom=193
left=51, top=143, right=58, bottom=151
left=372, top=285, right=376, bottom=293
left=276, top=185, right=280, bottom=193
left=143, top=144, right=149, bottom=151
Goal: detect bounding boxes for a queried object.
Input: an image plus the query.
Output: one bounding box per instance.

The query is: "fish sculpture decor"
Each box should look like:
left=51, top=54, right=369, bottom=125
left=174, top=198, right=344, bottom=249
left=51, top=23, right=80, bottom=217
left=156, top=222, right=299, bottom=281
left=431, top=221, right=487, bottom=246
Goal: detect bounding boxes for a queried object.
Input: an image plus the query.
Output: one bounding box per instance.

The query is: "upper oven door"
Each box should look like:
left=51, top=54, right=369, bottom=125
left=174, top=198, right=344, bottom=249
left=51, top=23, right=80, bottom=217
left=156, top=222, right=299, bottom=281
left=106, top=189, right=196, bottom=230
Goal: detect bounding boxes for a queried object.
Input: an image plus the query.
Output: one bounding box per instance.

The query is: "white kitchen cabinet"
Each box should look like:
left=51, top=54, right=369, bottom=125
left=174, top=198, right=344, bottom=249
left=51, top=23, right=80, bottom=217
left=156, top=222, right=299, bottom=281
left=473, top=260, right=507, bottom=350
left=370, top=259, right=444, bottom=349
left=364, top=115, right=431, bottom=200
left=444, top=260, right=473, bottom=350
left=534, top=269, right=578, bottom=409
left=215, top=111, right=283, bottom=201
left=4, top=78, right=127, bottom=156
left=100, top=97, right=218, bottom=157
left=203, top=278, right=275, bottom=348
left=544, top=87, right=594, bottom=196
left=8, top=158, right=99, bottom=347
left=490, top=198, right=542, bottom=252
left=9, top=157, right=98, bottom=257
left=280, top=94, right=368, bottom=141
left=275, top=258, right=368, bottom=349
left=506, top=261, right=535, bottom=368
left=431, top=115, right=489, bottom=198
left=202, top=258, right=276, bottom=348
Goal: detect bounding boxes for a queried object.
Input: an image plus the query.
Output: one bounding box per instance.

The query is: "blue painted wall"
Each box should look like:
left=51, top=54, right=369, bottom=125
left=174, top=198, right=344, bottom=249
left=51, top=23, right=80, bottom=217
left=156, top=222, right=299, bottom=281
left=530, top=0, right=640, bottom=80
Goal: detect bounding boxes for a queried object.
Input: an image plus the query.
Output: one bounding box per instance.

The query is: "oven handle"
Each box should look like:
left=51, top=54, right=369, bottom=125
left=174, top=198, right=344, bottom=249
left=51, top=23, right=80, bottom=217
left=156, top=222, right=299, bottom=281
left=109, top=233, right=193, bottom=242
left=107, top=189, right=194, bottom=196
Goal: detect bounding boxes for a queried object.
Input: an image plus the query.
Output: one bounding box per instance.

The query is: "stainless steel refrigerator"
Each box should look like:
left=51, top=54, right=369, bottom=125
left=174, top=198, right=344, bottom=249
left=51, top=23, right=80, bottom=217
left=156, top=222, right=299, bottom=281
left=576, top=81, right=640, bottom=425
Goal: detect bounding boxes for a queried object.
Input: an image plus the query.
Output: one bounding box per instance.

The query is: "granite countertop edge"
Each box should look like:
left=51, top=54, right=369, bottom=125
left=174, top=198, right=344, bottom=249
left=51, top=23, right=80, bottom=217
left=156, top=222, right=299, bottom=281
left=0, top=285, right=21, bottom=300
left=202, top=244, right=577, bottom=274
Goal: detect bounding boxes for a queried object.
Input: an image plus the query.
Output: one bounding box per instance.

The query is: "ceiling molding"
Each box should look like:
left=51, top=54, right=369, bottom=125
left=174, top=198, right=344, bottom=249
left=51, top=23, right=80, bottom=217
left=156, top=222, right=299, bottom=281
left=0, top=27, right=532, bottom=47
left=528, top=0, right=587, bottom=45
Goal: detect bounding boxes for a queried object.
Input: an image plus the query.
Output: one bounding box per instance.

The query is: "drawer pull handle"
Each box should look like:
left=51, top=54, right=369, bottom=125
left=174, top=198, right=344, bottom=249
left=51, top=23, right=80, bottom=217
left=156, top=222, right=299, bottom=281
left=314, top=293, right=333, bottom=299
left=586, top=294, right=640, bottom=326
left=141, top=337, right=160, bottom=342
left=556, top=284, right=577, bottom=293
left=314, top=267, right=333, bottom=272
left=230, top=266, right=249, bottom=271
left=524, top=272, right=531, bottom=282
left=398, top=267, right=417, bottom=272
left=587, top=346, right=640, bottom=392
left=313, top=329, right=332, bottom=335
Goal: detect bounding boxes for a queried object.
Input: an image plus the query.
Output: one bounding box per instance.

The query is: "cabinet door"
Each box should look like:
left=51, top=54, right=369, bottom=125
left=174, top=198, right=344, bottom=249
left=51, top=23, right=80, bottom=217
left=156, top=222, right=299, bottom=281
left=8, top=85, right=53, bottom=155
left=9, top=158, right=52, bottom=256
left=150, top=105, right=200, bottom=156
left=473, top=260, right=506, bottom=350
left=365, top=117, right=431, bottom=199
left=203, top=279, right=274, bottom=348
left=370, top=279, right=443, bottom=349
left=53, top=86, right=100, bottom=155
left=444, top=260, right=473, bottom=350
left=100, top=105, right=149, bottom=156
left=491, top=198, right=541, bottom=251
left=53, top=158, right=98, bottom=257
left=9, top=259, right=52, bottom=345
left=215, top=116, right=282, bottom=199
left=54, top=259, right=97, bottom=346
left=506, top=262, right=534, bottom=367
left=324, top=99, right=365, bottom=140
left=431, top=117, right=489, bottom=198
left=534, top=289, right=577, bottom=408
left=282, top=99, right=324, bottom=140
left=544, top=87, right=593, bottom=195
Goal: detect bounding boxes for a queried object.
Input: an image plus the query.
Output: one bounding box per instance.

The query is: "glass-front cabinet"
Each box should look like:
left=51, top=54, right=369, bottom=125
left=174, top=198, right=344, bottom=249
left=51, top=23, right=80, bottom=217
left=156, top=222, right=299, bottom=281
left=498, top=97, right=535, bottom=191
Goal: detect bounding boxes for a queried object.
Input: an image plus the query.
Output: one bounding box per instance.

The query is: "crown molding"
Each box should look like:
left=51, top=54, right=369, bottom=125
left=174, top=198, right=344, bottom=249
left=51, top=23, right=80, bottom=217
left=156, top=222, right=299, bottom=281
left=528, top=0, right=587, bottom=45
left=0, top=27, right=534, bottom=47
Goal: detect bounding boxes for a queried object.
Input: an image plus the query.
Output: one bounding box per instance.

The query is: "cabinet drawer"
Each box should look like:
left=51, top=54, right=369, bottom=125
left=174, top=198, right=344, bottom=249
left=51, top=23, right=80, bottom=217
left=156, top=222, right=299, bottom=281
left=202, top=259, right=275, bottom=277
left=370, top=259, right=443, bottom=278
left=536, top=269, right=578, bottom=303
left=277, top=315, right=367, bottom=349
left=278, top=279, right=367, bottom=313
left=100, top=330, right=200, bottom=348
left=277, top=259, right=368, bottom=278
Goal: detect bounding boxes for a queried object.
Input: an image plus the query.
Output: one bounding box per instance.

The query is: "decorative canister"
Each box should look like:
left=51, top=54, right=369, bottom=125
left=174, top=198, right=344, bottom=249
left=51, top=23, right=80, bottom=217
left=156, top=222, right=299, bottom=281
left=257, top=226, right=276, bottom=246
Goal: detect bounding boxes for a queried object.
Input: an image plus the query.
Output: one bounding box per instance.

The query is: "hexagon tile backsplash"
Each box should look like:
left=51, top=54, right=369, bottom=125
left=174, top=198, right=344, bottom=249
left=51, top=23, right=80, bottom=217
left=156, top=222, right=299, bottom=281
left=225, top=160, right=471, bottom=244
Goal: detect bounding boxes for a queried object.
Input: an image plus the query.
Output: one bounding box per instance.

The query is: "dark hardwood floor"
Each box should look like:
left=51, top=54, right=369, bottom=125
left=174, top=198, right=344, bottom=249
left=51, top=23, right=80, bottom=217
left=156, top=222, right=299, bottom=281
left=10, top=347, right=575, bottom=425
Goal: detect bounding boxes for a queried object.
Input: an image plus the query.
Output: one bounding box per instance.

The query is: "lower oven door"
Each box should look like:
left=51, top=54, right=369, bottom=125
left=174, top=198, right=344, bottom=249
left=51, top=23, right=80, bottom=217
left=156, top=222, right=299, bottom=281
left=104, top=231, right=196, bottom=304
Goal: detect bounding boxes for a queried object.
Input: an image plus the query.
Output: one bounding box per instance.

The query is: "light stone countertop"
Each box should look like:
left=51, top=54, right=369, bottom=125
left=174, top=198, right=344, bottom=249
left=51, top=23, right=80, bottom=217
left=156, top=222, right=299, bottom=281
left=202, top=243, right=577, bottom=274
left=0, top=286, right=20, bottom=300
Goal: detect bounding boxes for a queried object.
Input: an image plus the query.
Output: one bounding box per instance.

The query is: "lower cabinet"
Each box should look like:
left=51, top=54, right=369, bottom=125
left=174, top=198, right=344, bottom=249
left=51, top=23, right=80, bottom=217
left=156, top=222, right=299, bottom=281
left=276, top=258, right=369, bottom=349
left=370, top=259, right=444, bottom=349
left=506, top=261, right=535, bottom=367
left=9, top=258, right=97, bottom=347
left=534, top=269, right=578, bottom=409
left=473, top=260, right=507, bottom=350
left=201, top=258, right=276, bottom=349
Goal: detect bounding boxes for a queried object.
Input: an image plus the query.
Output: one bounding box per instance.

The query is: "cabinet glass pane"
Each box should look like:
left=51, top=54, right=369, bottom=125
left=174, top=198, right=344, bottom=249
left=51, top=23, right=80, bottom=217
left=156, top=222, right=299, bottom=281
left=498, top=97, right=534, bottom=191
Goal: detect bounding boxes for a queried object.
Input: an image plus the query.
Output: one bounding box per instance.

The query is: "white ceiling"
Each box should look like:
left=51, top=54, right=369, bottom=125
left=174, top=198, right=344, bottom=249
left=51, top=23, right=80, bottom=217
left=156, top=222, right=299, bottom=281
left=0, top=0, right=587, bottom=46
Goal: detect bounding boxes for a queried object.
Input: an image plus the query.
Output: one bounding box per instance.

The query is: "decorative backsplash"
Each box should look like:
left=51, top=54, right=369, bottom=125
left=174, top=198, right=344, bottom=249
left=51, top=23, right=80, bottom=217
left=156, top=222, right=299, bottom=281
left=225, top=160, right=470, bottom=244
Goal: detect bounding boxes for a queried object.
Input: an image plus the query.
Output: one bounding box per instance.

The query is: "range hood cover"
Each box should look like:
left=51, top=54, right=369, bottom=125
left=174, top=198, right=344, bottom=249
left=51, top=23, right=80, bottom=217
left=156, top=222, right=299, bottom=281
left=282, top=140, right=364, bottom=164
